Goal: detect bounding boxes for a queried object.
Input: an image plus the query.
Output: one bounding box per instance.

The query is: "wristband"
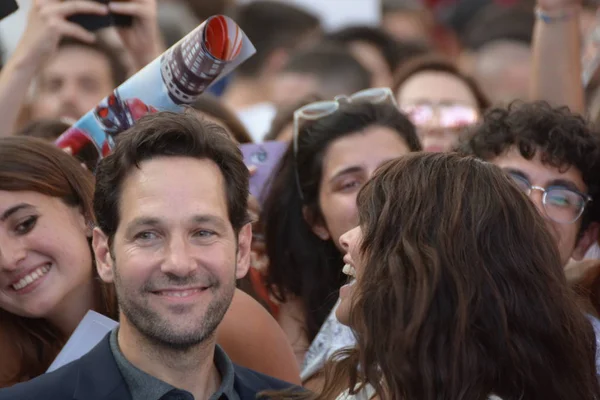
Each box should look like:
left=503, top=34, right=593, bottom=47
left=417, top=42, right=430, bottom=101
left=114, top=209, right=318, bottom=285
left=535, top=6, right=580, bottom=23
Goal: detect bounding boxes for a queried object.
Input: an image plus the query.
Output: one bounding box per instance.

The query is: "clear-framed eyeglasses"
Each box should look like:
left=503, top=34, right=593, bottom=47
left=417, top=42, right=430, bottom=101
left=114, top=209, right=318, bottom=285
left=508, top=172, right=592, bottom=224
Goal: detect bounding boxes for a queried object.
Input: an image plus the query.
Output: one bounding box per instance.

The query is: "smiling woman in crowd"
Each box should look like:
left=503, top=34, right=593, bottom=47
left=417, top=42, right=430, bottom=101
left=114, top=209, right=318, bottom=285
left=0, top=136, right=300, bottom=387
left=261, top=93, right=421, bottom=386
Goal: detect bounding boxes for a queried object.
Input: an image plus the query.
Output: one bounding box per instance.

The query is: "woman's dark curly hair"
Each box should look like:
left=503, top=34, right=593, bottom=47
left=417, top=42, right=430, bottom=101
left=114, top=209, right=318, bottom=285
left=459, top=101, right=600, bottom=232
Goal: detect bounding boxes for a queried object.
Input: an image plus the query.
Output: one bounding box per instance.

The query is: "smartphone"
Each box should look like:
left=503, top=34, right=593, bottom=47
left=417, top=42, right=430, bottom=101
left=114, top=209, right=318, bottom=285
left=0, top=0, right=18, bottom=22
left=66, top=0, right=112, bottom=32
left=240, top=141, right=288, bottom=203
left=66, top=0, right=133, bottom=31
left=111, top=0, right=133, bottom=27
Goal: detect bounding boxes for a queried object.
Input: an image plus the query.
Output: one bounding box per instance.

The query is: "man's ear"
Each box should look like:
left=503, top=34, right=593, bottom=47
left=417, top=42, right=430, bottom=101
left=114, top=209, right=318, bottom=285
left=573, top=222, right=600, bottom=261
left=235, top=223, right=253, bottom=280
left=302, top=205, right=330, bottom=241
left=93, top=228, right=115, bottom=283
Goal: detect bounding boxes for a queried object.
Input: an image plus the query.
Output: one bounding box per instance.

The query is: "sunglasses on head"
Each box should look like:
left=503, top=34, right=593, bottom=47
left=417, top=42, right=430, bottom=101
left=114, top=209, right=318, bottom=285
left=292, top=88, right=397, bottom=199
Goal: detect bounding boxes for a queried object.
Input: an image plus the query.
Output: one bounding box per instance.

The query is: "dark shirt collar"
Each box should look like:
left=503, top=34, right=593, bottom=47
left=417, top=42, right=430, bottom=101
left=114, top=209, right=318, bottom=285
left=109, top=328, right=239, bottom=400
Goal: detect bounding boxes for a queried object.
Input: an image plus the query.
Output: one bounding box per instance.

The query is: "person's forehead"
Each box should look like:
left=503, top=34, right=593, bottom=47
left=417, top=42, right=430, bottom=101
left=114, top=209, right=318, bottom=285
left=322, top=126, right=410, bottom=177
left=117, top=157, right=229, bottom=224
left=40, top=46, right=113, bottom=79
left=398, top=70, right=478, bottom=107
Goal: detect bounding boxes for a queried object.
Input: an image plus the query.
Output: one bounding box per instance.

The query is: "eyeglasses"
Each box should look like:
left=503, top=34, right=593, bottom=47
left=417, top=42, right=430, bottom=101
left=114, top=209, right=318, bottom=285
left=401, top=102, right=479, bottom=130
left=292, top=87, right=398, bottom=199
left=508, top=172, right=592, bottom=224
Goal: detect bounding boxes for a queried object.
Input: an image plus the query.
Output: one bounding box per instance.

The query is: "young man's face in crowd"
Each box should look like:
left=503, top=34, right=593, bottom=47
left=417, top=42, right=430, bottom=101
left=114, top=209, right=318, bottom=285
left=491, top=147, right=597, bottom=266
left=30, top=45, right=115, bottom=122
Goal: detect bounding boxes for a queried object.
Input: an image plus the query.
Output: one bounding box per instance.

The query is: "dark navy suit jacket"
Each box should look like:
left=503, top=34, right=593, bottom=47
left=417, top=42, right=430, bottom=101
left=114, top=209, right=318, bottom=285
left=0, top=334, right=295, bottom=400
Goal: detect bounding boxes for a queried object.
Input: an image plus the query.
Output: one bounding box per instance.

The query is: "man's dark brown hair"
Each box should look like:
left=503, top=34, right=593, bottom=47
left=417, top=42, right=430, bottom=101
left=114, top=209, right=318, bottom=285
left=94, top=111, right=250, bottom=242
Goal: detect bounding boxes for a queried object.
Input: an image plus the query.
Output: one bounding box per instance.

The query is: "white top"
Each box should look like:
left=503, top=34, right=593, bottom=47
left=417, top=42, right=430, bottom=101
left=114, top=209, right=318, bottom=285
left=301, top=299, right=356, bottom=381
left=336, top=385, right=504, bottom=400
left=236, top=102, right=276, bottom=143
left=585, top=243, right=600, bottom=259
left=588, top=314, right=600, bottom=373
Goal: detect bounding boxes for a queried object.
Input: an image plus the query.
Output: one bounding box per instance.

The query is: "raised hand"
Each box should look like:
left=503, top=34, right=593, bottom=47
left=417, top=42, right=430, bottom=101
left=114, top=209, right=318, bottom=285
left=13, top=0, right=109, bottom=68
left=108, top=0, right=164, bottom=70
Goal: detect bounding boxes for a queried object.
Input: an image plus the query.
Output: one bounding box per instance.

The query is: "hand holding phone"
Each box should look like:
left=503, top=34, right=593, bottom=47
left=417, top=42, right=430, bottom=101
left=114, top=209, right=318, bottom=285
left=67, top=0, right=113, bottom=31
left=108, top=0, right=164, bottom=69
left=13, top=0, right=108, bottom=67
left=109, top=0, right=133, bottom=27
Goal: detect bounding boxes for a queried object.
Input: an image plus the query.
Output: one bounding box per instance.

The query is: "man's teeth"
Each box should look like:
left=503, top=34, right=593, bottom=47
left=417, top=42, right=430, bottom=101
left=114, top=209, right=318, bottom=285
left=342, top=263, right=356, bottom=277
left=159, top=289, right=200, bottom=298
left=12, top=265, right=51, bottom=291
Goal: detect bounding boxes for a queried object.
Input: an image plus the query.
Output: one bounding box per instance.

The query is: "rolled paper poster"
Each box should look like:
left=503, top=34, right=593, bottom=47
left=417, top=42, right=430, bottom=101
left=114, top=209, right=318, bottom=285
left=55, top=15, right=256, bottom=171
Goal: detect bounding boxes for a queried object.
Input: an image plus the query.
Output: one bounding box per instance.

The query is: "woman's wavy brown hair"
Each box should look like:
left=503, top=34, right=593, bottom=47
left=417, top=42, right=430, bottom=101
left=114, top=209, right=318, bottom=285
left=318, top=153, right=600, bottom=400
left=0, top=137, right=117, bottom=387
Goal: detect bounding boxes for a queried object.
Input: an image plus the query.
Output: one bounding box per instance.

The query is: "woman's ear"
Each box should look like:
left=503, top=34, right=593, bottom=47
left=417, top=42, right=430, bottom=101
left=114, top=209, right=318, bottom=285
left=302, top=205, right=331, bottom=241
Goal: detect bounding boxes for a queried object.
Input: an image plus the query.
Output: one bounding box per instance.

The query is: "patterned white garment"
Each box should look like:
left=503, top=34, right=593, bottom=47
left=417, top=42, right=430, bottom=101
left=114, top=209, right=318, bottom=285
left=301, top=299, right=357, bottom=381
left=335, top=384, right=504, bottom=400
left=587, top=314, right=600, bottom=374
left=301, top=303, right=600, bottom=383
left=585, top=243, right=600, bottom=259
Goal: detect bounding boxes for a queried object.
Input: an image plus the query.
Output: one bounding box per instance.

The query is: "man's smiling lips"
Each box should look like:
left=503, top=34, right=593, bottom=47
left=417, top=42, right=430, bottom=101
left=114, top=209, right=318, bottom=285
left=150, top=286, right=209, bottom=302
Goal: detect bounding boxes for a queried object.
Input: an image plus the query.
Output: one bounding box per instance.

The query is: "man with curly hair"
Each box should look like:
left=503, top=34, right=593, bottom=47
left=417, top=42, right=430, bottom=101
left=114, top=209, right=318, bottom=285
left=461, top=101, right=600, bottom=267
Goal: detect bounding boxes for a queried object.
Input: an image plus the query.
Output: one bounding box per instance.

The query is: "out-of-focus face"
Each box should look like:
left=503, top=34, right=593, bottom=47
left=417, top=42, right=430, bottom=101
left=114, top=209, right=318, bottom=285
left=348, top=41, right=393, bottom=88
left=0, top=191, right=92, bottom=321
left=491, top=147, right=597, bottom=266
left=93, top=157, right=252, bottom=349
left=309, top=126, right=411, bottom=251
left=30, top=46, right=115, bottom=122
left=397, top=71, right=479, bottom=152
left=336, top=225, right=363, bottom=325
left=271, top=72, right=319, bottom=109
left=472, top=42, right=531, bottom=105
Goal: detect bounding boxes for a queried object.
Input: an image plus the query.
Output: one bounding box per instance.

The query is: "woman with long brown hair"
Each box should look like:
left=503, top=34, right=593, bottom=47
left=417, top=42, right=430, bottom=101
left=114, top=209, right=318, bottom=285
left=322, top=153, right=600, bottom=399
left=261, top=98, right=421, bottom=385
left=0, top=137, right=117, bottom=386
left=0, top=136, right=301, bottom=388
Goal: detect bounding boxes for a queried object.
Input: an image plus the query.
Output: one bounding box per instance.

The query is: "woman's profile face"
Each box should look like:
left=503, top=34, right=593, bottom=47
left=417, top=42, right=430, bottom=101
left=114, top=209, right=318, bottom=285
left=336, top=225, right=364, bottom=325
left=0, top=190, right=93, bottom=320
left=308, top=125, right=412, bottom=251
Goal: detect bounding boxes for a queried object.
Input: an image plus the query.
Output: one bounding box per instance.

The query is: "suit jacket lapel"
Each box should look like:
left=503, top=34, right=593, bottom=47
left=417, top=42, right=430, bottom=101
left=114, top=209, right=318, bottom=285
left=72, top=334, right=132, bottom=400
